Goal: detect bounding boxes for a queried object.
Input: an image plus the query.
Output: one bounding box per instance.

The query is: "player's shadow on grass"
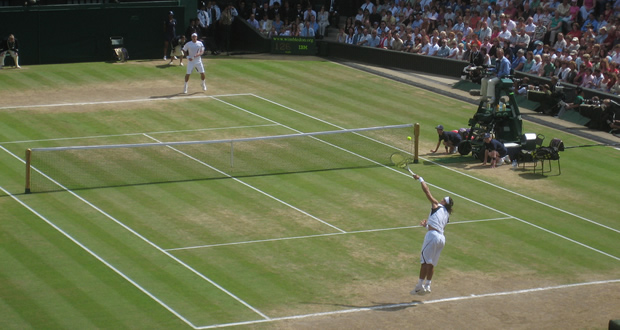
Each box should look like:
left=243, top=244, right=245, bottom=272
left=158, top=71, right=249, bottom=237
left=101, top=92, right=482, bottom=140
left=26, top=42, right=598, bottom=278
left=150, top=92, right=204, bottom=99
left=154, top=63, right=181, bottom=69
left=306, top=300, right=422, bottom=312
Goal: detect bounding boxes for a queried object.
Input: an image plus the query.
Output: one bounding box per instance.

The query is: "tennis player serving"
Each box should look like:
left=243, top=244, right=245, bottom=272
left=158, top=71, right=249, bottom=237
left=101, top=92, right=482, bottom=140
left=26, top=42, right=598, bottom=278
left=182, top=33, right=207, bottom=94
left=410, top=172, right=453, bottom=296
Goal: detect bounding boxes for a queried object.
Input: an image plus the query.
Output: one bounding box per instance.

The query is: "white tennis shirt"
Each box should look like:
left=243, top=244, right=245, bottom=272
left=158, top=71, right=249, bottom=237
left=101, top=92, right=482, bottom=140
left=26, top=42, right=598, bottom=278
left=182, top=40, right=204, bottom=60
left=427, top=205, right=449, bottom=235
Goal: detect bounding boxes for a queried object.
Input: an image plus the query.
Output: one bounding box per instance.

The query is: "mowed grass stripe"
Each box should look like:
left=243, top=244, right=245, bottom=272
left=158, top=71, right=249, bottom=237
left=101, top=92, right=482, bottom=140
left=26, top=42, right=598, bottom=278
left=426, top=164, right=620, bottom=257
left=2, top=227, right=122, bottom=328
left=0, top=196, right=195, bottom=328
left=7, top=71, right=59, bottom=89
left=247, top=168, right=413, bottom=231
left=263, top=69, right=396, bottom=123
left=0, top=203, right=130, bottom=328
left=446, top=219, right=615, bottom=279
left=1, top=59, right=618, bottom=328
left=174, top=230, right=418, bottom=316
left=248, top=61, right=468, bottom=128
left=19, top=192, right=262, bottom=324
left=0, top=112, right=49, bottom=143
left=47, top=69, right=88, bottom=85
left=82, top=176, right=338, bottom=248
left=220, top=96, right=338, bottom=133
left=0, top=71, right=31, bottom=90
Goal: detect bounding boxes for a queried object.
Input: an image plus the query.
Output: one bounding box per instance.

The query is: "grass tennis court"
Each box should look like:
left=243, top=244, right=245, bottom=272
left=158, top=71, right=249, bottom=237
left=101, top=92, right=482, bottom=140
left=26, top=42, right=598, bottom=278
left=0, top=57, right=619, bottom=329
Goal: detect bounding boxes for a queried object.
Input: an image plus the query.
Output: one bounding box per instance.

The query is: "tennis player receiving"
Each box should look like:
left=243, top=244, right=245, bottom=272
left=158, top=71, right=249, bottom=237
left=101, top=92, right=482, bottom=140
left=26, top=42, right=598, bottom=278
left=410, top=173, right=453, bottom=296
left=182, top=33, right=207, bottom=94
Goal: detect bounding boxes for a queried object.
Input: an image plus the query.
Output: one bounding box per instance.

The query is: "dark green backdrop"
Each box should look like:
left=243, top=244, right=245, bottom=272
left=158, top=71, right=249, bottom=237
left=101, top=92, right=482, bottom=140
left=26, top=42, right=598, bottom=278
left=0, top=2, right=186, bottom=64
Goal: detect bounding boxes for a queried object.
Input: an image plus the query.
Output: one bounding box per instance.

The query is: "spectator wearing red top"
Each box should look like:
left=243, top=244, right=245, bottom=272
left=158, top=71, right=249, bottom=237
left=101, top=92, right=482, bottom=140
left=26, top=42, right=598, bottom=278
left=469, top=33, right=482, bottom=48
left=566, top=22, right=582, bottom=40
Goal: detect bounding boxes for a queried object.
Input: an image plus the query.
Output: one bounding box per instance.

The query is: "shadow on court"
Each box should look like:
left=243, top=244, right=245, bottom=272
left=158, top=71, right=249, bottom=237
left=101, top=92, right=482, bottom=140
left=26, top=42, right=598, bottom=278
left=304, top=300, right=422, bottom=312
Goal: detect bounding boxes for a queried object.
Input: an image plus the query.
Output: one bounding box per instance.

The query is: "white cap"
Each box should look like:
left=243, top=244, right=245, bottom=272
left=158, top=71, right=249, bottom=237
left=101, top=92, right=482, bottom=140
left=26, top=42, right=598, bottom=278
left=191, top=33, right=198, bottom=37
left=444, top=196, right=451, bottom=204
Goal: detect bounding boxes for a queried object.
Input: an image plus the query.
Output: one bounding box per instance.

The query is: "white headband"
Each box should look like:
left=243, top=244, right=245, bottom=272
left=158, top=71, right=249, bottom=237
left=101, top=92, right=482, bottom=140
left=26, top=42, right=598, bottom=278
left=444, top=196, right=451, bottom=204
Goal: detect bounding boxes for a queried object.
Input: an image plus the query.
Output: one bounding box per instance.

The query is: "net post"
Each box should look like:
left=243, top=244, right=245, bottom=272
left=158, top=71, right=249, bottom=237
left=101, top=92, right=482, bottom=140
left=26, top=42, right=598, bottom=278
left=25, top=148, right=32, bottom=194
left=413, top=123, right=420, bottom=163
left=230, top=141, right=234, bottom=170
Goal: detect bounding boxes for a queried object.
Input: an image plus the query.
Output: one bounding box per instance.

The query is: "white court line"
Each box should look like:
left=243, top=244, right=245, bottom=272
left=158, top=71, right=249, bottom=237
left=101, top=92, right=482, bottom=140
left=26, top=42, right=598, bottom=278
left=0, top=124, right=279, bottom=145
left=141, top=133, right=346, bottom=234
left=0, top=93, right=251, bottom=110
left=0, top=186, right=197, bottom=329
left=4, top=94, right=619, bottom=328
left=166, top=217, right=513, bottom=251
left=247, top=95, right=620, bottom=234
left=192, top=278, right=620, bottom=329
left=144, top=95, right=619, bottom=261
left=0, top=145, right=270, bottom=324
left=251, top=93, right=619, bottom=234
left=422, top=158, right=620, bottom=234
left=158, top=95, right=620, bottom=263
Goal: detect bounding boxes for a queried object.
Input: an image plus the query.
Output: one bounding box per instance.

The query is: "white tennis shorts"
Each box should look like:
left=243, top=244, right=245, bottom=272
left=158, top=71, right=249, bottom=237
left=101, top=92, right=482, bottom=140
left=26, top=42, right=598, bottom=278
left=186, top=58, right=205, bottom=74
left=420, top=230, right=445, bottom=266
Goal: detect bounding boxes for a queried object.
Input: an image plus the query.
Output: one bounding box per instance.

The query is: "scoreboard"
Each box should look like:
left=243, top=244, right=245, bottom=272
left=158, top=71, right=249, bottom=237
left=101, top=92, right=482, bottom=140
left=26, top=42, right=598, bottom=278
left=271, top=36, right=317, bottom=55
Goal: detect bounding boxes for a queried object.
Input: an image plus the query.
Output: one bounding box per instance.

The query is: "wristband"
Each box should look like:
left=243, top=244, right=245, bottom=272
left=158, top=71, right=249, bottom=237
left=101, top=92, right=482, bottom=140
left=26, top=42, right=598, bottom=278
left=418, top=177, right=424, bottom=183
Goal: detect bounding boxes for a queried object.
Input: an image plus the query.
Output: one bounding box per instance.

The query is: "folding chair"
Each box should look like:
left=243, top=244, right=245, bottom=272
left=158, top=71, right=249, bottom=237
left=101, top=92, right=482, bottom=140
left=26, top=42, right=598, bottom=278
left=533, top=138, right=563, bottom=175
left=519, top=133, right=545, bottom=169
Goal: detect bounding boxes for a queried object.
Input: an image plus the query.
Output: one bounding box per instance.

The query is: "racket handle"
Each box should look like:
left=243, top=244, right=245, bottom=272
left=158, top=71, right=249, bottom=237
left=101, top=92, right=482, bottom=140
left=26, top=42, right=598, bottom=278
left=406, top=166, right=415, bottom=176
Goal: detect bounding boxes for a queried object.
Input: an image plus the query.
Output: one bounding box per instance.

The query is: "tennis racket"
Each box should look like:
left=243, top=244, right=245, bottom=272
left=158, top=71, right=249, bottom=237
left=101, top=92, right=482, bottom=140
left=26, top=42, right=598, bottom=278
left=405, top=163, right=416, bottom=177
left=390, top=152, right=409, bottom=168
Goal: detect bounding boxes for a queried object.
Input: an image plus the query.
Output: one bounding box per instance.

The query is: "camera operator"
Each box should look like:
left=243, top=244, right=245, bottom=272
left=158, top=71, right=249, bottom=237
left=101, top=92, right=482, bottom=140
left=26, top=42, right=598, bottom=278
left=461, top=44, right=485, bottom=83
left=576, top=97, right=618, bottom=132
left=556, top=87, right=585, bottom=118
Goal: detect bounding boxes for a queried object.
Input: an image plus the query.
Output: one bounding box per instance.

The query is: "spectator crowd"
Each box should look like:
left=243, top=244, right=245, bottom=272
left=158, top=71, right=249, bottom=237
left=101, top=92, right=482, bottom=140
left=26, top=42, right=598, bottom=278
left=240, top=1, right=337, bottom=38
left=248, top=0, right=620, bottom=96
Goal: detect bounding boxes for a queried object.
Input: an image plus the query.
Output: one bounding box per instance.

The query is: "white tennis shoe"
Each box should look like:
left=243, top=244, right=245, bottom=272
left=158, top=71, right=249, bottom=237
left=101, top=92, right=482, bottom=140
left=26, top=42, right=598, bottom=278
left=201, top=82, right=207, bottom=91
left=423, top=285, right=431, bottom=294
left=410, top=286, right=427, bottom=296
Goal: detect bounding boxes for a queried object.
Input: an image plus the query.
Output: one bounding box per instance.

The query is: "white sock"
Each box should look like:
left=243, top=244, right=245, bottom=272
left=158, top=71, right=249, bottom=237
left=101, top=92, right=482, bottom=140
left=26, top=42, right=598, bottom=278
left=417, top=279, right=424, bottom=287
left=424, top=280, right=431, bottom=287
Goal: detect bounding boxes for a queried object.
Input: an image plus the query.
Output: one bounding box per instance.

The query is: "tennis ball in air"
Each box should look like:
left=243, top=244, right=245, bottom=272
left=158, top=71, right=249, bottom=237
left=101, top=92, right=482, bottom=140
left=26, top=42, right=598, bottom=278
left=407, top=136, right=412, bottom=140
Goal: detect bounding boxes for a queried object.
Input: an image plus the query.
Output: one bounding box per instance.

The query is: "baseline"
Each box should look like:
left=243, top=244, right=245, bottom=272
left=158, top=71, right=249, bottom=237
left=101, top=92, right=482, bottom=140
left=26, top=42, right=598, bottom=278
left=0, top=93, right=250, bottom=110
left=193, top=279, right=620, bottom=329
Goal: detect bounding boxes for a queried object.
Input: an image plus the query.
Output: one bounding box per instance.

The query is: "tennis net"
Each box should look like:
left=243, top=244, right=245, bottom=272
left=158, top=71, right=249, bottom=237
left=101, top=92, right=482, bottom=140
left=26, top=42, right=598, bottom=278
left=25, top=124, right=414, bottom=193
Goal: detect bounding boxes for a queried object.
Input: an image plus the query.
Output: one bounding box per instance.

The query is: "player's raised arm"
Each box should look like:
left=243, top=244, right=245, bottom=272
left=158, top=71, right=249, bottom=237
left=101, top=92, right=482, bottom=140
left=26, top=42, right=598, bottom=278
left=412, top=174, right=439, bottom=207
